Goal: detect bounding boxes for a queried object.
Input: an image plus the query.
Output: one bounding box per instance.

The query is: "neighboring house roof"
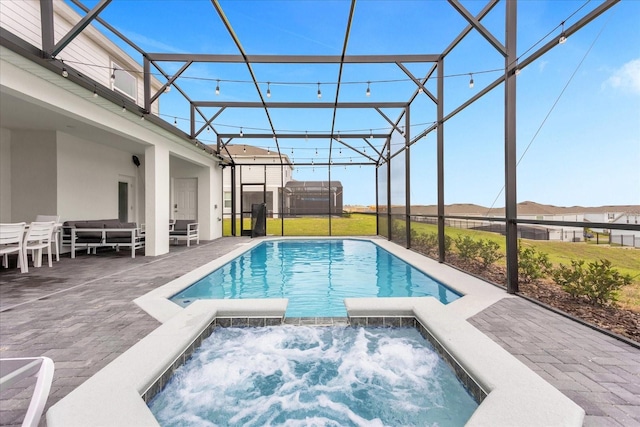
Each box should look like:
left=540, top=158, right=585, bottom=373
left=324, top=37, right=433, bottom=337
left=219, top=144, right=293, bottom=165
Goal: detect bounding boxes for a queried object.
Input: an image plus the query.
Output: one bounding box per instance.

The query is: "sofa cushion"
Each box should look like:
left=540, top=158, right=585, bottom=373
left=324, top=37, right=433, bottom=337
left=173, top=220, right=196, bottom=231
left=105, top=222, right=137, bottom=242
left=74, top=222, right=103, bottom=242
left=102, top=219, right=121, bottom=228
left=62, top=221, right=81, bottom=236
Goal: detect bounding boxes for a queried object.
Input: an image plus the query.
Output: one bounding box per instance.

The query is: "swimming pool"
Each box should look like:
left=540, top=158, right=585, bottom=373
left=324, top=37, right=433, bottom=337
left=148, top=326, right=478, bottom=426
left=170, top=239, right=461, bottom=317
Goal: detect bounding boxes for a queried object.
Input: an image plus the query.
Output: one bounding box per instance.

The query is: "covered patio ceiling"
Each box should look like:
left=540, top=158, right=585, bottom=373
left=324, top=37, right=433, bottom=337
left=28, top=0, right=618, bottom=168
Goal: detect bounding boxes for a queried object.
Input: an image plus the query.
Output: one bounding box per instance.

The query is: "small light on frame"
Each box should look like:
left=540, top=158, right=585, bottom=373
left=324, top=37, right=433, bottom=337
left=558, top=22, right=567, bottom=44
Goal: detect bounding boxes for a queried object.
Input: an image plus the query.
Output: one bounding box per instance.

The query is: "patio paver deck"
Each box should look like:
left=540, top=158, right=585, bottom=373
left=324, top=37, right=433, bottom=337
left=469, top=298, right=640, bottom=427
left=1, top=237, right=639, bottom=426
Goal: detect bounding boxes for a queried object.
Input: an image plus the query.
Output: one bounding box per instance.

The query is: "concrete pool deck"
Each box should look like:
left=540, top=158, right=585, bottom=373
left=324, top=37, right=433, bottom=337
left=0, top=237, right=639, bottom=426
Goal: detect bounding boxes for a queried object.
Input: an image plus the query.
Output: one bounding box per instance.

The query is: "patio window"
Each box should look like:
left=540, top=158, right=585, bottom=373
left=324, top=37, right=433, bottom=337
left=111, top=61, right=137, bottom=101
left=224, top=191, right=232, bottom=208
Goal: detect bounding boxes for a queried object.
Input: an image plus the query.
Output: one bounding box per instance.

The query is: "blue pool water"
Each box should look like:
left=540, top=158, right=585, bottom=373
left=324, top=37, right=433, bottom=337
left=171, top=239, right=461, bottom=317
left=148, top=326, right=478, bottom=426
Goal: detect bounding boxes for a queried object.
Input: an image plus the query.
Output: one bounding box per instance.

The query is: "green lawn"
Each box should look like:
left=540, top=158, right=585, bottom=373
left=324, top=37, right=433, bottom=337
left=223, top=215, right=639, bottom=310
left=222, top=213, right=377, bottom=237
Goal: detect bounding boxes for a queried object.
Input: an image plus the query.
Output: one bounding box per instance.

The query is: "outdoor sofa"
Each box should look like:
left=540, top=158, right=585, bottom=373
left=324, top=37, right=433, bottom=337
left=62, top=219, right=144, bottom=258
left=169, top=219, right=199, bottom=247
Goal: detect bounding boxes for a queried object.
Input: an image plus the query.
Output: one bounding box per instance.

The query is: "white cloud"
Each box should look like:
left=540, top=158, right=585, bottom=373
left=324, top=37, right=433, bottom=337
left=603, top=58, right=640, bottom=95
left=115, top=26, right=185, bottom=54
left=538, top=60, right=548, bottom=72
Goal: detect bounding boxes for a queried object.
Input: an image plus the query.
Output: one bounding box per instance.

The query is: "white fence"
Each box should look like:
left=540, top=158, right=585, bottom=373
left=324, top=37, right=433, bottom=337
left=610, top=234, right=640, bottom=248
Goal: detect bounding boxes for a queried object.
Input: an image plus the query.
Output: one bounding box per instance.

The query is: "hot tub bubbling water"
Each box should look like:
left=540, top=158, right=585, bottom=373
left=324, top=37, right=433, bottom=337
left=148, top=326, right=477, bottom=426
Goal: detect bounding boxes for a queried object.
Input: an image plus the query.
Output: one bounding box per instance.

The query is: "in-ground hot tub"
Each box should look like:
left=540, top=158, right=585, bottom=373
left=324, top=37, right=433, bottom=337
left=148, top=325, right=479, bottom=426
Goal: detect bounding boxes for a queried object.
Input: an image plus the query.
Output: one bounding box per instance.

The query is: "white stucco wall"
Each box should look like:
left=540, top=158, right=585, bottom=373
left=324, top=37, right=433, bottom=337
left=0, top=127, right=11, bottom=222
left=10, top=130, right=57, bottom=222
left=56, top=131, right=141, bottom=223
left=145, top=144, right=170, bottom=256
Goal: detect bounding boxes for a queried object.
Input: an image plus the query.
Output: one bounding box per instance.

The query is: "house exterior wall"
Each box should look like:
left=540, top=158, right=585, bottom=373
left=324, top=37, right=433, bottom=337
left=612, top=214, right=640, bottom=226
left=10, top=130, right=58, bottom=222
left=169, top=157, right=219, bottom=238
left=0, top=0, right=41, bottom=48
left=547, top=227, right=584, bottom=242
left=56, top=131, right=141, bottom=222
left=0, top=128, right=11, bottom=222
left=1, top=49, right=222, bottom=253
left=222, top=159, right=294, bottom=217
left=0, top=0, right=161, bottom=113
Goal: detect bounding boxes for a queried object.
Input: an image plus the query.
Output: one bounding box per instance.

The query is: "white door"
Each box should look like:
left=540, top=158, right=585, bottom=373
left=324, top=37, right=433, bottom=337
left=173, top=178, right=197, bottom=220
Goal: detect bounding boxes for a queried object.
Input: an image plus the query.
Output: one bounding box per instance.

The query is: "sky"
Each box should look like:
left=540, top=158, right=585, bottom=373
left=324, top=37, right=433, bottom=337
left=70, top=0, right=640, bottom=208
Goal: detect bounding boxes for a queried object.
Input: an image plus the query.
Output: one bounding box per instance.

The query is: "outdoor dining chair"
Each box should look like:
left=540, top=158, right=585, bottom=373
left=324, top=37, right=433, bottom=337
left=23, top=221, right=55, bottom=272
left=0, top=222, right=27, bottom=273
left=0, top=357, right=55, bottom=427
left=35, top=215, right=61, bottom=262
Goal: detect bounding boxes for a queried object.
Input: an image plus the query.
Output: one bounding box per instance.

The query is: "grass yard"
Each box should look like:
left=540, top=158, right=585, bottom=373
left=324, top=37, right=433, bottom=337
left=222, top=213, right=377, bottom=237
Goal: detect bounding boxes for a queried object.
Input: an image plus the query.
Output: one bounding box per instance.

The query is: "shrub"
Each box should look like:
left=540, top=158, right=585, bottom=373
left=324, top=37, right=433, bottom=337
left=413, top=232, right=436, bottom=250
left=454, top=235, right=481, bottom=261
left=518, top=245, right=552, bottom=283
left=425, top=232, right=439, bottom=250
left=391, top=221, right=406, bottom=239
left=443, top=234, right=453, bottom=254
left=478, top=240, right=503, bottom=269
left=552, top=259, right=632, bottom=306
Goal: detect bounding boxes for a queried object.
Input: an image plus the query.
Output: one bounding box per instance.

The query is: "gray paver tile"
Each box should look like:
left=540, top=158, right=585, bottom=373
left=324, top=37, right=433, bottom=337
left=601, top=405, right=640, bottom=427
left=583, top=371, right=629, bottom=384
left=618, top=404, right=640, bottom=421
left=583, top=415, right=627, bottom=427
left=602, top=383, right=640, bottom=405
left=562, top=390, right=608, bottom=416
left=565, top=371, right=609, bottom=392
left=620, top=382, right=640, bottom=395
